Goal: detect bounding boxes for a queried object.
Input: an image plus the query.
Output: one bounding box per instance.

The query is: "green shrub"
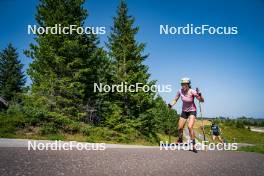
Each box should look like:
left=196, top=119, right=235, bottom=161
left=113, top=122, right=135, bottom=133
left=64, top=122, right=80, bottom=133
left=0, top=113, right=26, bottom=137
left=6, top=104, right=23, bottom=116
left=235, top=121, right=245, bottom=128
left=103, top=103, right=122, bottom=128
left=40, top=123, right=58, bottom=135
left=81, top=126, right=93, bottom=136
left=117, top=134, right=129, bottom=143
left=50, top=112, right=72, bottom=126
left=22, top=106, right=47, bottom=125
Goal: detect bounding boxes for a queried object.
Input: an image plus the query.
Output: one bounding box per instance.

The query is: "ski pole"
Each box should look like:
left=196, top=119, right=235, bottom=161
left=167, top=104, right=172, bottom=144
left=196, top=88, right=206, bottom=141
left=199, top=101, right=206, bottom=141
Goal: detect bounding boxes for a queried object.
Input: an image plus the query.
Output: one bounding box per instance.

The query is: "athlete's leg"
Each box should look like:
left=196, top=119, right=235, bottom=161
left=188, top=115, right=197, bottom=152
left=212, top=135, right=216, bottom=141
left=177, top=117, right=187, bottom=142
left=217, top=135, right=224, bottom=143
left=188, top=115, right=196, bottom=140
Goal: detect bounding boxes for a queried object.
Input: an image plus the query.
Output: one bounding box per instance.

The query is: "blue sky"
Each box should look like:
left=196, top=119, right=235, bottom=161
left=0, top=0, right=264, bottom=118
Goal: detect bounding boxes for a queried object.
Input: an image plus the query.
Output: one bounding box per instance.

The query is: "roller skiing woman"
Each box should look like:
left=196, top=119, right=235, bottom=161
left=168, top=78, right=204, bottom=153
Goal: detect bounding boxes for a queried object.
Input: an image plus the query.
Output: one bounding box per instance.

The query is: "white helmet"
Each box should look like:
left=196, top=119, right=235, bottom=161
left=181, top=77, right=191, bottom=84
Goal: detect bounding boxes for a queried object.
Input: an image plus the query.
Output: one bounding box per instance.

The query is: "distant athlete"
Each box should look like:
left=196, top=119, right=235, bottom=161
left=211, top=122, right=224, bottom=143
left=168, top=78, right=204, bottom=153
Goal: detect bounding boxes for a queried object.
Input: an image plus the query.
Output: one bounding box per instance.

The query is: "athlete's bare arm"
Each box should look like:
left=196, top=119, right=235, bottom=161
left=170, top=94, right=180, bottom=107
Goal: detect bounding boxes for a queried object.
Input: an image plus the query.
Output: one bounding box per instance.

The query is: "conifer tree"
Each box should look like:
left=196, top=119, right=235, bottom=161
left=25, top=0, right=110, bottom=121
left=107, top=0, right=156, bottom=132
left=0, top=44, right=25, bottom=101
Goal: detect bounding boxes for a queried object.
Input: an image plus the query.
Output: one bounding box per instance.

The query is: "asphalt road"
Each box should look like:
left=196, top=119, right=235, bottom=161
left=0, top=147, right=263, bottom=176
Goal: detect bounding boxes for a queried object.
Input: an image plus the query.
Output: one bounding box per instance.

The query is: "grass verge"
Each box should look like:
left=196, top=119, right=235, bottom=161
left=238, top=145, right=264, bottom=154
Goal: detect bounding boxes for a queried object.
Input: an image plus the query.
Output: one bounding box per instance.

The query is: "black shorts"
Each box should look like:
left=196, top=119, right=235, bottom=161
left=181, top=111, right=197, bottom=119
left=213, top=132, right=220, bottom=136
